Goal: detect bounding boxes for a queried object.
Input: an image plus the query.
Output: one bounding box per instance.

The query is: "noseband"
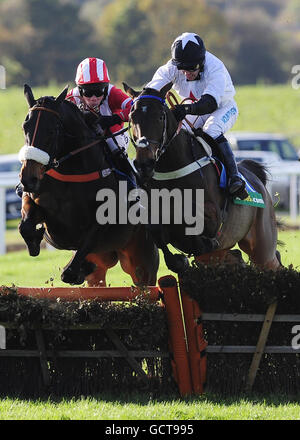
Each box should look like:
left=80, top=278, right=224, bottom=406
left=129, top=94, right=178, bottom=160
left=20, top=100, right=62, bottom=169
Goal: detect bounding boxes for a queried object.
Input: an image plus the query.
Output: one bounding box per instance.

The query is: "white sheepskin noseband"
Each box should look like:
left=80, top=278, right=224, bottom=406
left=18, top=145, right=50, bottom=166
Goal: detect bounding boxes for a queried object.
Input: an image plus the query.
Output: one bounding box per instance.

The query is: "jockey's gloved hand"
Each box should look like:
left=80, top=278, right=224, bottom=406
left=171, top=104, right=191, bottom=122
left=82, top=110, right=99, bottom=127
left=171, top=95, right=218, bottom=122
left=98, top=114, right=122, bottom=129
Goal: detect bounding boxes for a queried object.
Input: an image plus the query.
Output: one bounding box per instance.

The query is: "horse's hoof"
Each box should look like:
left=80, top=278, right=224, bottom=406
left=61, top=267, right=85, bottom=285
left=165, top=253, right=190, bottom=275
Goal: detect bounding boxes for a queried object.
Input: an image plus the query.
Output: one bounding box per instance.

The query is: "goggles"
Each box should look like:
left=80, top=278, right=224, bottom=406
left=79, top=86, right=107, bottom=98
left=179, top=64, right=200, bottom=72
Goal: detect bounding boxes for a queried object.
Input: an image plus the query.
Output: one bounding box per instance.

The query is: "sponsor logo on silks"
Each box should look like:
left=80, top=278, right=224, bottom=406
left=221, top=107, right=237, bottom=124
left=233, top=190, right=265, bottom=208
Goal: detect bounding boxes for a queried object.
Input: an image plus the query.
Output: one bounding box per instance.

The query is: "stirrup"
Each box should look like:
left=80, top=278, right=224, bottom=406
left=229, top=177, right=248, bottom=200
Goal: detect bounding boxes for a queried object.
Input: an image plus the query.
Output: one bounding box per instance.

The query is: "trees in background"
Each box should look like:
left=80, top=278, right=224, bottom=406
left=0, top=0, right=99, bottom=86
left=0, top=0, right=299, bottom=87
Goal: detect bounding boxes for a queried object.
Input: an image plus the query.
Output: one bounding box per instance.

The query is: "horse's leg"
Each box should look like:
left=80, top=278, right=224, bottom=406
left=195, top=249, right=229, bottom=264
left=61, top=223, right=102, bottom=285
left=117, top=227, right=159, bottom=285
left=238, top=206, right=281, bottom=271
left=84, top=252, right=119, bottom=287
left=195, top=249, right=245, bottom=265
left=144, top=224, right=189, bottom=276
left=19, top=194, right=45, bottom=256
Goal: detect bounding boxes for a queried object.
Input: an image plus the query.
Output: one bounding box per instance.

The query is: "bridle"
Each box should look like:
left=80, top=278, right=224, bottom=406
left=128, top=94, right=179, bottom=161
left=22, top=100, right=104, bottom=170
left=23, top=99, right=65, bottom=170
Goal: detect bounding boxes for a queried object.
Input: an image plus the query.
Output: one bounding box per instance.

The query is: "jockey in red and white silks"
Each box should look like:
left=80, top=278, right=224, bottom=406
left=67, top=57, right=132, bottom=154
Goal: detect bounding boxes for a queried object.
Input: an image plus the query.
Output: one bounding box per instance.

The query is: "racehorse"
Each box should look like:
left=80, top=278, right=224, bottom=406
left=123, top=82, right=282, bottom=272
left=18, top=84, right=159, bottom=286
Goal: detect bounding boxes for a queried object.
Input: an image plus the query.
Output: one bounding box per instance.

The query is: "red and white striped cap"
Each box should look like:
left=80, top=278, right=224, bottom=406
left=75, top=58, right=110, bottom=85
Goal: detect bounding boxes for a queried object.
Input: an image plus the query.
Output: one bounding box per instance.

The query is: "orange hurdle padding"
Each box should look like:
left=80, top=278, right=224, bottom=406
left=158, top=275, right=193, bottom=397
left=15, top=286, right=160, bottom=302
left=179, top=282, right=207, bottom=394
left=195, top=250, right=228, bottom=265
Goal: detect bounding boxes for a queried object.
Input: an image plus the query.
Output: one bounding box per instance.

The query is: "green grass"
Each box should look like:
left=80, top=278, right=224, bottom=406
left=0, top=395, right=299, bottom=420
left=0, top=85, right=64, bottom=155
left=233, top=84, right=300, bottom=148
left=1, top=84, right=300, bottom=155
left=1, top=228, right=300, bottom=287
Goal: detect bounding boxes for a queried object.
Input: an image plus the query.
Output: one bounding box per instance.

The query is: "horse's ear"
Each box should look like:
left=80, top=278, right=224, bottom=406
left=122, top=82, right=140, bottom=98
left=55, top=85, right=69, bottom=103
left=24, top=84, right=36, bottom=108
left=159, top=82, right=173, bottom=98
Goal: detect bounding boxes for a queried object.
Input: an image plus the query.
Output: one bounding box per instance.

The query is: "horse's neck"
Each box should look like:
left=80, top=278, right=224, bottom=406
left=156, top=131, right=206, bottom=171
left=59, top=108, right=105, bottom=172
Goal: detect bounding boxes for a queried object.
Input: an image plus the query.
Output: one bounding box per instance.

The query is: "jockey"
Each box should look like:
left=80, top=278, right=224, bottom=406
left=67, top=57, right=136, bottom=186
left=146, top=32, right=248, bottom=199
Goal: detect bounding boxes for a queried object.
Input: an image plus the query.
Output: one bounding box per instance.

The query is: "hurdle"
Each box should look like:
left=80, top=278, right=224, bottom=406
left=0, top=276, right=207, bottom=397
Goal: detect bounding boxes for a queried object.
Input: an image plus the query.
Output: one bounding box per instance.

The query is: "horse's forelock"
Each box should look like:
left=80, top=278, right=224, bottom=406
left=142, top=87, right=160, bottom=97
left=36, top=96, right=55, bottom=105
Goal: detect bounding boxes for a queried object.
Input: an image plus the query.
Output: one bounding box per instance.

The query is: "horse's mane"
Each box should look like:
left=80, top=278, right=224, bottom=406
left=35, top=95, right=86, bottom=122
left=142, top=87, right=162, bottom=97
left=34, top=95, right=95, bottom=141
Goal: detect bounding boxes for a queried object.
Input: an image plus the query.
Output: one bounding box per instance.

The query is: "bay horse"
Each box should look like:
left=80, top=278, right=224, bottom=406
left=123, top=82, right=282, bottom=273
left=18, top=84, right=159, bottom=286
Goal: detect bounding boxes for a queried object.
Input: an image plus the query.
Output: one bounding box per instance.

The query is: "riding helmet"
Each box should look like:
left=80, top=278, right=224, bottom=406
left=75, top=57, right=110, bottom=95
left=171, top=32, right=206, bottom=71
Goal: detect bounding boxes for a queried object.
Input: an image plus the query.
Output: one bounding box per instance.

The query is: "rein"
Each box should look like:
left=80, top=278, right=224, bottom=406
left=166, top=91, right=201, bottom=130
left=23, top=102, right=128, bottom=180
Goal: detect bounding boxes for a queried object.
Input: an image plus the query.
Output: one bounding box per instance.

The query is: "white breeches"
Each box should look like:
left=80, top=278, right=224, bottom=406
left=181, top=99, right=239, bottom=140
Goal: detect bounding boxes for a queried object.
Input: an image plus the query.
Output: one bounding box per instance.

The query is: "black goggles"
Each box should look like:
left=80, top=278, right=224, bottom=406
left=79, top=86, right=106, bottom=98
left=179, top=64, right=200, bottom=72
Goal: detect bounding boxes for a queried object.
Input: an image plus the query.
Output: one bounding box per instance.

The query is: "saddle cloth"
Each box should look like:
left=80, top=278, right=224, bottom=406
left=215, top=159, right=265, bottom=208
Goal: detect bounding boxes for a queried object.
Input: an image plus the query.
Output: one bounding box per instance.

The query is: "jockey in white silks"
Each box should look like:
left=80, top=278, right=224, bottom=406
left=146, top=32, right=248, bottom=199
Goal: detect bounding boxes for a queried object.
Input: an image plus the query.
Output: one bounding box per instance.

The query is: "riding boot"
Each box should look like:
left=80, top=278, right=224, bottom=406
left=15, top=182, right=24, bottom=198
left=217, top=140, right=248, bottom=200
left=112, top=149, right=137, bottom=189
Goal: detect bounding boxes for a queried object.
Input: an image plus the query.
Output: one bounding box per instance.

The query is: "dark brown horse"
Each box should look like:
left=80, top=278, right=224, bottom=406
left=123, top=82, right=282, bottom=273
left=18, top=84, right=159, bottom=286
